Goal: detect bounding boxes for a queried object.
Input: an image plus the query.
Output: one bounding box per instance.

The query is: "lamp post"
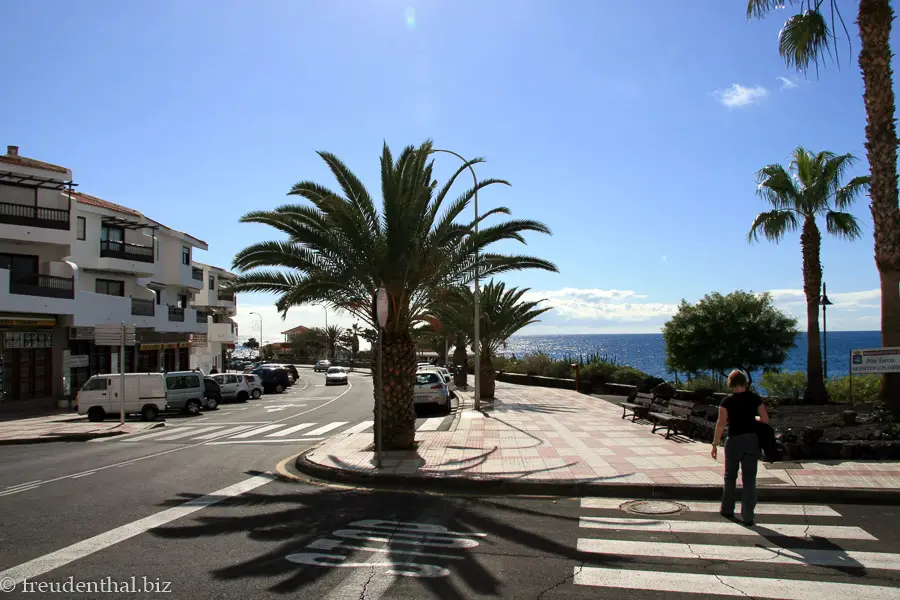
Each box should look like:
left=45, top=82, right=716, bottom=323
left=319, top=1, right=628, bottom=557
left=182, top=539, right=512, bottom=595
left=375, top=287, right=389, bottom=468
left=819, top=283, right=834, bottom=379
left=424, top=148, right=481, bottom=410
left=249, top=311, right=262, bottom=358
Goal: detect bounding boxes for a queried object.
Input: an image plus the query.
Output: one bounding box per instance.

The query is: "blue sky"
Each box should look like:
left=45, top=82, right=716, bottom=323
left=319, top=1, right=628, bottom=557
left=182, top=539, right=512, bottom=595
left=2, top=0, right=890, bottom=342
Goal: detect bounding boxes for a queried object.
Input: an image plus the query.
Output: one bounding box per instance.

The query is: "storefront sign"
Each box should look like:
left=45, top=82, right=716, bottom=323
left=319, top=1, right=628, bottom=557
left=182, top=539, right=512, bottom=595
left=0, top=318, right=56, bottom=327
left=3, top=331, right=53, bottom=349
left=139, top=343, right=180, bottom=351
left=68, top=327, right=94, bottom=341
left=69, top=355, right=89, bottom=368
left=851, top=347, right=900, bottom=374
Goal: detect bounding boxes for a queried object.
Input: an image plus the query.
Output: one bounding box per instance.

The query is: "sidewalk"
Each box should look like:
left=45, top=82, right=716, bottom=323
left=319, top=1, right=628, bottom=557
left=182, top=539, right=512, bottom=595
left=0, top=414, right=163, bottom=445
left=296, top=379, right=900, bottom=502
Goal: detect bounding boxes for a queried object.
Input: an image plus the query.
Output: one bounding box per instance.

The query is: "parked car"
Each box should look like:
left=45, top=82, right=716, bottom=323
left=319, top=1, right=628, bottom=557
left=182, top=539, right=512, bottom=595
left=242, top=374, right=264, bottom=399
left=418, top=365, right=454, bottom=393
left=211, top=373, right=252, bottom=402
left=164, top=371, right=206, bottom=415
left=314, top=359, right=331, bottom=372
left=202, top=377, right=221, bottom=410
left=325, top=366, right=348, bottom=386
left=281, top=364, right=300, bottom=381
left=252, top=367, right=290, bottom=394
left=76, top=373, right=166, bottom=422
left=414, top=370, right=451, bottom=413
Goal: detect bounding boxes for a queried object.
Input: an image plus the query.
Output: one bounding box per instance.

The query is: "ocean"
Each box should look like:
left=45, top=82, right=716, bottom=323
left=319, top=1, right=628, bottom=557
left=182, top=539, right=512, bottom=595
left=501, top=331, right=883, bottom=381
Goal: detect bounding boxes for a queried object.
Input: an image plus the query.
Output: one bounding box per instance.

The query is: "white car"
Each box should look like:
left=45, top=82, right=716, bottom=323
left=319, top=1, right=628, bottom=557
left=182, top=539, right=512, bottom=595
left=314, top=360, right=331, bottom=373
left=418, top=365, right=455, bottom=392
left=414, top=370, right=450, bottom=413
left=211, top=373, right=253, bottom=402
left=325, top=366, right=348, bottom=386
left=242, top=374, right=264, bottom=399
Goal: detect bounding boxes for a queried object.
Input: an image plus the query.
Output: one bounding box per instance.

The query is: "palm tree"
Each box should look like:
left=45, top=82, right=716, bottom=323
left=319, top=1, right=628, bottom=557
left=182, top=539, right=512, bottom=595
left=748, top=147, right=868, bottom=402
left=430, top=280, right=551, bottom=398
left=324, top=325, right=344, bottom=360
left=748, top=0, right=900, bottom=409
left=231, top=140, right=557, bottom=449
left=340, top=322, right=362, bottom=368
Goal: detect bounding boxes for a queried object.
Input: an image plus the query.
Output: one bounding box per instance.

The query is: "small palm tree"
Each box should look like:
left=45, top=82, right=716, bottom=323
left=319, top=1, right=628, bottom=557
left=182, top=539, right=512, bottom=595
left=340, top=323, right=362, bottom=368
left=232, top=140, right=557, bottom=449
left=747, top=0, right=900, bottom=410
left=430, top=280, right=551, bottom=398
left=749, top=147, right=869, bottom=402
left=323, top=325, right=344, bottom=360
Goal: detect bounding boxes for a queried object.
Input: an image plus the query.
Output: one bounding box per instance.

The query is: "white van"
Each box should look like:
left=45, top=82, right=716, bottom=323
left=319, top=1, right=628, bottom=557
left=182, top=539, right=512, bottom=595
left=77, top=373, right=167, bottom=422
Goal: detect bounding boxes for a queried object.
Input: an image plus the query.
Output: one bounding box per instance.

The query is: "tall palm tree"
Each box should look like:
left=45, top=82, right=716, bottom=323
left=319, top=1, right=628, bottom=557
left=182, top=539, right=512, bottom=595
left=749, top=147, right=869, bottom=402
left=324, top=324, right=344, bottom=360
left=748, top=0, right=900, bottom=409
left=231, top=140, right=557, bottom=449
left=430, top=280, right=551, bottom=398
left=340, top=322, right=362, bottom=368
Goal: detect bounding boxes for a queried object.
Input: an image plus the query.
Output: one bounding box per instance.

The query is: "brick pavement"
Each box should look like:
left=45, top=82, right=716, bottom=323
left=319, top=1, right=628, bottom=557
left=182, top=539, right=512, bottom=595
left=304, top=380, right=900, bottom=492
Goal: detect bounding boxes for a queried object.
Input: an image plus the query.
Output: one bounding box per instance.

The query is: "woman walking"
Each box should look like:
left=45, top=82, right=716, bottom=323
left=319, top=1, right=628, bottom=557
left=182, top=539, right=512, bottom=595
left=711, top=369, right=769, bottom=526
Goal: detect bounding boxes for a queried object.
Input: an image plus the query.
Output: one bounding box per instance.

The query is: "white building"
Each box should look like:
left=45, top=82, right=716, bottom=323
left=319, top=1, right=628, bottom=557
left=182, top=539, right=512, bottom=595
left=189, top=262, right=238, bottom=373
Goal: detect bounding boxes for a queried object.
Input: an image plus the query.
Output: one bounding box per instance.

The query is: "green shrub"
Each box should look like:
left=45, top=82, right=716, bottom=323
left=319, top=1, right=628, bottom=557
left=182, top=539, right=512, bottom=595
left=826, top=374, right=880, bottom=404
left=679, top=376, right=729, bottom=393
left=760, top=371, right=807, bottom=401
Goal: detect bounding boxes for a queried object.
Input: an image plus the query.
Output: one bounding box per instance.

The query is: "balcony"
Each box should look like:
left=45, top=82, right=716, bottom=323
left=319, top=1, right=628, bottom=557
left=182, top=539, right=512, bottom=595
left=191, top=267, right=203, bottom=281
left=99, top=240, right=154, bottom=263
left=9, top=273, right=75, bottom=299
left=0, top=201, right=70, bottom=230
left=131, top=297, right=155, bottom=317
left=168, top=306, right=185, bottom=322
left=196, top=310, right=208, bottom=324
left=217, top=291, right=235, bottom=303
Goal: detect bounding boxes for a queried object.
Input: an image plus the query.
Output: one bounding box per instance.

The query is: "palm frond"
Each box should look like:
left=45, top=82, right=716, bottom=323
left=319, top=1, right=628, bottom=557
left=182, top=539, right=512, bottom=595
left=747, top=210, right=799, bottom=243
left=835, top=175, right=870, bottom=210
left=746, top=0, right=788, bottom=20
left=779, top=9, right=831, bottom=72
left=825, top=211, right=862, bottom=240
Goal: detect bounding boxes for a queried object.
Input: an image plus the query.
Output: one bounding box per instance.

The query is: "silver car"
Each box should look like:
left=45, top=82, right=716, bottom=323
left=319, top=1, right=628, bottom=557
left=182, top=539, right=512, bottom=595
left=325, top=366, right=348, bottom=386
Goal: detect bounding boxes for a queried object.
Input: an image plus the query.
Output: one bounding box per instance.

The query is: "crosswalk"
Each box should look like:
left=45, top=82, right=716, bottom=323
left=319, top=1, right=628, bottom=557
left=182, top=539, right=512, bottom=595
left=109, top=416, right=454, bottom=445
left=574, top=497, right=899, bottom=598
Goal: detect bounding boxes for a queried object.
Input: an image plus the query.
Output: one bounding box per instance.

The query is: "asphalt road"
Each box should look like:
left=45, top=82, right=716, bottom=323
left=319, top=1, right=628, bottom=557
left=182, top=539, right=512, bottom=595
left=0, top=367, right=898, bottom=598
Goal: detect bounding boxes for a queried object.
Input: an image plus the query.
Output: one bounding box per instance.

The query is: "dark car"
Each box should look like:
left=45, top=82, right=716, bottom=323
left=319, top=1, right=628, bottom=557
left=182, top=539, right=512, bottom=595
left=202, top=377, right=221, bottom=410
left=252, top=368, right=290, bottom=394
left=282, top=364, right=300, bottom=381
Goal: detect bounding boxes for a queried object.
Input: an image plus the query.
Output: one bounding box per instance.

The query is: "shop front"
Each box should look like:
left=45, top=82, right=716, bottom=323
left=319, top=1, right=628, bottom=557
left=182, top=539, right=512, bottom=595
left=0, top=315, right=66, bottom=412
left=135, top=331, right=190, bottom=373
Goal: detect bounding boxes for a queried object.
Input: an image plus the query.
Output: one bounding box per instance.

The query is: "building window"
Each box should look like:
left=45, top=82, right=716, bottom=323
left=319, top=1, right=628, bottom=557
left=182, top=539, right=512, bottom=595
left=181, top=246, right=190, bottom=265
left=76, top=217, right=86, bottom=240
left=155, top=290, right=161, bottom=305
left=100, top=225, right=124, bottom=243
left=209, top=275, right=215, bottom=290
left=177, top=293, right=187, bottom=309
left=95, top=279, right=125, bottom=297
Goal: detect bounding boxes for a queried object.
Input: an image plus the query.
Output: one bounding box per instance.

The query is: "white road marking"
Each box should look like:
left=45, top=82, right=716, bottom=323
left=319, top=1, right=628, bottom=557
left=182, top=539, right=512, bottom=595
left=341, top=421, right=374, bottom=435
left=152, top=426, right=225, bottom=441
left=193, top=425, right=255, bottom=440
left=577, top=538, right=900, bottom=570
left=0, top=484, right=42, bottom=497
left=580, top=498, right=841, bottom=517
left=266, top=423, right=316, bottom=437
left=304, top=422, right=348, bottom=436
left=204, top=438, right=324, bottom=445
left=3, top=480, right=41, bottom=490
left=122, top=427, right=198, bottom=442
left=579, top=517, right=876, bottom=540
left=70, top=472, right=96, bottom=479
left=230, top=424, right=286, bottom=438
left=0, top=474, right=275, bottom=586
left=416, top=417, right=445, bottom=432
left=574, top=566, right=898, bottom=599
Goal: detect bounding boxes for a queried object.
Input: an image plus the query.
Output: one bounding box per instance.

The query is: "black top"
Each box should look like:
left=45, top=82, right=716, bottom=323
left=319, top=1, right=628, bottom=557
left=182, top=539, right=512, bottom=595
left=720, top=391, right=762, bottom=437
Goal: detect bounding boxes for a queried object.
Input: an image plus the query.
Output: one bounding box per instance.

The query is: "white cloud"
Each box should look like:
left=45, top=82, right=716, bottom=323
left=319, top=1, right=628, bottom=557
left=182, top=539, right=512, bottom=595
left=521, top=288, right=679, bottom=323
left=778, top=76, right=798, bottom=90
left=713, top=83, right=769, bottom=108
left=233, top=303, right=371, bottom=349
left=765, top=288, right=880, bottom=309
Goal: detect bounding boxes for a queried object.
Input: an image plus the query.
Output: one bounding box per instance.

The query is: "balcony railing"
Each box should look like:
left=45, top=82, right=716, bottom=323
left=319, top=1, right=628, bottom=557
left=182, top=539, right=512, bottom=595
left=9, top=273, right=75, bottom=299
left=99, top=240, right=154, bottom=263
left=191, top=267, right=203, bottom=281
left=131, top=297, right=155, bottom=317
left=0, top=201, right=70, bottom=231
left=196, top=310, right=208, bottom=324
left=167, top=306, right=185, bottom=322
left=217, top=291, right=235, bottom=303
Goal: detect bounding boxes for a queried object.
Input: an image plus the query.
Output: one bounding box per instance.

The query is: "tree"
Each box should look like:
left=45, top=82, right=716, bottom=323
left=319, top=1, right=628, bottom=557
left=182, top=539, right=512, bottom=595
left=429, top=280, right=551, bottom=397
left=748, top=0, right=900, bottom=408
left=664, top=291, right=799, bottom=381
left=291, top=327, right=325, bottom=360
left=324, top=324, right=344, bottom=360
left=340, top=323, right=362, bottom=367
left=231, top=140, right=557, bottom=449
left=245, top=338, right=260, bottom=350
left=748, top=147, right=867, bottom=401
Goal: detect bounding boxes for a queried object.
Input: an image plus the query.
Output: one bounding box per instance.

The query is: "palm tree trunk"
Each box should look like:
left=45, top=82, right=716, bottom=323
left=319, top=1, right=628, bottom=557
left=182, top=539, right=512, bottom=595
left=374, top=329, right=417, bottom=450
left=801, top=218, right=827, bottom=403
left=480, top=351, right=496, bottom=398
left=859, top=0, right=900, bottom=412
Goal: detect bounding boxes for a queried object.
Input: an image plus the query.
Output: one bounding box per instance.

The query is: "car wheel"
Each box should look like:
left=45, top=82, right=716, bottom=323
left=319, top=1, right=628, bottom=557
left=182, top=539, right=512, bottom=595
left=206, top=397, right=219, bottom=410
left=275, top=384, right=284, bottom=393
left=87, top=407, right=106, bottom=422
left=185, top=400, right=201, bottom=415
left=141, top=405, right=159, bottom=421
left=237, top=391, right=249, bottom=403
left=251, top=389, right=261, bottom=399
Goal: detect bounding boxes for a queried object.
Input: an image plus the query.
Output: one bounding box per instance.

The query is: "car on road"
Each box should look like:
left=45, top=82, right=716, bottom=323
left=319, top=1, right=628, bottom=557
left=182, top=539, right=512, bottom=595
left=314, top=359, right=331, bottom=372
left=202, top=377, right=221, bottom=410
left=264, top=363, right=299, bottom=381
left=164, top=371, right=206, bottom=415
left=76, top=373, right=167, bottom=422
left=252, top=367, right=290, bottom=394
left=242, top=374, right=264, bottom=399
left=325, top=366, right=348, bottom=386
left=211, top=373, right=252, bottom=402
left=414, top=370, right=451, bottom=413
left=418, top=365, right=455, bottom=394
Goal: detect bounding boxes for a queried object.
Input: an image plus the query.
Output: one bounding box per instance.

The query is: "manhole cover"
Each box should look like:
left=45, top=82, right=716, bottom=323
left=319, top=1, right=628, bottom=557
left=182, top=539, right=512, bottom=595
left=620, top=500, right=687, bottom=516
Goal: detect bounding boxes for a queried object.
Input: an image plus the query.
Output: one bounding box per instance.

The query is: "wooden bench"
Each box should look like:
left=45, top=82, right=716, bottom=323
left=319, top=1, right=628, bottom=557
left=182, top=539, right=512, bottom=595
left=649, top=399, right=695, bottom=439
left=621, top=393, right=653, bottom=421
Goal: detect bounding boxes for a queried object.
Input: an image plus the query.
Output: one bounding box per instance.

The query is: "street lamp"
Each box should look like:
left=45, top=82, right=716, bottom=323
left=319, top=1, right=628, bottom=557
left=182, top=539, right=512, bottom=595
left=423, top=148, right=482, bottom=410
left=819, top=283, right=834, bottom=379
left=249, top=311, right=262, bottom=358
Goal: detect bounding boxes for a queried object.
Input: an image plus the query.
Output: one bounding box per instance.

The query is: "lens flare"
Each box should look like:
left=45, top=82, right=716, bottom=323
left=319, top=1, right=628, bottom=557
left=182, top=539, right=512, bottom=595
left=404, top=7, right=416, bottom=30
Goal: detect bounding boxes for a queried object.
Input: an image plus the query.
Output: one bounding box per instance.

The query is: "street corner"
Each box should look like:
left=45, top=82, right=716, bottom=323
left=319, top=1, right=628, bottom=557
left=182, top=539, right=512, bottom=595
left=0, top=419, right=166, bottom=446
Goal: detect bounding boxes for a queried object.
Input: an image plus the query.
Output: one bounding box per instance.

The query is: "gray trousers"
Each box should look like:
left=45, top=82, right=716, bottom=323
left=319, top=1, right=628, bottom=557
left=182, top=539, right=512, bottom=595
left=721, top=432, right=760, bottom=521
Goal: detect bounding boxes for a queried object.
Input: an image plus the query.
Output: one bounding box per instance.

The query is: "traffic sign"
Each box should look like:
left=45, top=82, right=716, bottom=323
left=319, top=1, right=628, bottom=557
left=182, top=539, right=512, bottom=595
left=94, top=324, right=136, bottom=346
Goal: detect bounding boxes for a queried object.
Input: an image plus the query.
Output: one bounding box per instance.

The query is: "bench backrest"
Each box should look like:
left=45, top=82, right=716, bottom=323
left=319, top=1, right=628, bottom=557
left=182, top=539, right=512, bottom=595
left=668, top=399, right=695, bottom=417
left=633, top=393, right=653, bottom=407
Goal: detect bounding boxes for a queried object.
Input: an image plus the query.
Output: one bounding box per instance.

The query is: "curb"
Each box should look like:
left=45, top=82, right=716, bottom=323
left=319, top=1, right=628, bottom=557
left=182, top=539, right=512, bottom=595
left=0, top=421, right=165, bottom=446
left=294, top=450, right=900, bottom=505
